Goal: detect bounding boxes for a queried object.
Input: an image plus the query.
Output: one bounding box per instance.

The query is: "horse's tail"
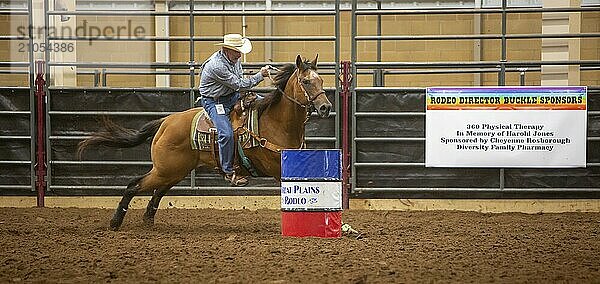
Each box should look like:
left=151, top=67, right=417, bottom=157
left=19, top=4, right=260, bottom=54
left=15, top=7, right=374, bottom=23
left=77, top=117, right=164, bottom=159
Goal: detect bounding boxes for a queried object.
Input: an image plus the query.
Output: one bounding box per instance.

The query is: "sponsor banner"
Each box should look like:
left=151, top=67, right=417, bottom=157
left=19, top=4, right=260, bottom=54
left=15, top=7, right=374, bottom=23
left=426, top=86, right=587, bottom=110
left=281, top=181, right=342, bottom=210
left=426, top=87, right=587, bottom=168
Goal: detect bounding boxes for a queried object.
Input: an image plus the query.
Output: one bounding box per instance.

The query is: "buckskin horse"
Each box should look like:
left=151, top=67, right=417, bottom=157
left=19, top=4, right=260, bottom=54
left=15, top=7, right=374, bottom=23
left=77, top=55, right=332, bottom=231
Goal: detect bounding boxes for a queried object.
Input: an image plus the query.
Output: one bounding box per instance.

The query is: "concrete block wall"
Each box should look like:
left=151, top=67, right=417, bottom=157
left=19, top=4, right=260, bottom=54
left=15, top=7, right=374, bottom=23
left=582, top=12, right=600, bottom=87
left=74, top=16, right=156, bottom=87
left=0, top=14, right=29, bottom=87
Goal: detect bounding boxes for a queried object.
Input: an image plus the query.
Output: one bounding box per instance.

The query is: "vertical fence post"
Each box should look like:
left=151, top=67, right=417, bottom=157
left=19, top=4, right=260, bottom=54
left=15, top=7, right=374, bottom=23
left=189, top=0, right=197, bottom=190
left=93, top=69, right=100, bottom=87
left=498, top=0, right=508, bottom=191
left=101, top=68, right=107, bottom=87
left=35, top=60, right=47, bottom=207
left=499, top=0, right=507, bottom=87
left=340, top=61, right=352, bottom=209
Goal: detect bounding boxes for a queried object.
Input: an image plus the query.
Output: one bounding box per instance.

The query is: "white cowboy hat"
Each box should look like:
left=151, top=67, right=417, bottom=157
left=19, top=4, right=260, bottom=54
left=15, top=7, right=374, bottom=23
left=215, top=33, right=252, bottom=54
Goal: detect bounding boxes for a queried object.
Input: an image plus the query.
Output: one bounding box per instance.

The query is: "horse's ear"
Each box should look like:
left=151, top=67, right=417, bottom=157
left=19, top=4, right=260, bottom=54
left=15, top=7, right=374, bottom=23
left=295, top=55, right=304, bottom=70
left=311, top=54, right=319, bottom=68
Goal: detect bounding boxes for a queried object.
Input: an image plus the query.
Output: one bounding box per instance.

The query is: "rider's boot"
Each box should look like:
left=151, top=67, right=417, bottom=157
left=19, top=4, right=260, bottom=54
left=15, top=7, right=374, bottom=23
left=224, top=171, right=248, bottom=186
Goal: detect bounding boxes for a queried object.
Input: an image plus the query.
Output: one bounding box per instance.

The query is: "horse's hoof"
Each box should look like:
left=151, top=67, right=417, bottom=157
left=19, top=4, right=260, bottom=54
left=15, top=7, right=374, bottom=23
left=142, top=218, right=154, bottom=228
left=109, top=219, right=123, bottom=231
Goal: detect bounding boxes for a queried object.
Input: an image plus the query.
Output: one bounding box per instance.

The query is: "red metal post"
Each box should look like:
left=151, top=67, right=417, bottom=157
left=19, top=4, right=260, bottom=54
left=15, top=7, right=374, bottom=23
left=340, top=61, right=352, bottom=210
left=35, top=60, right=46, bottom=207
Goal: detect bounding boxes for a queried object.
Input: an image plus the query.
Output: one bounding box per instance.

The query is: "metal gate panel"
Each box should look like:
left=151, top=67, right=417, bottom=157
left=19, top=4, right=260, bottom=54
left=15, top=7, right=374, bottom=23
left=349, top=2, right=600, bottom=198
left=0, top=87, right=34, bottom=194
left=350, top=87, right=600, bottom=198
left=0, top=1, right=35, bottom=195
left=46, top=87, right=337, bottom=196
left=40, top=0, right=341, bottom=196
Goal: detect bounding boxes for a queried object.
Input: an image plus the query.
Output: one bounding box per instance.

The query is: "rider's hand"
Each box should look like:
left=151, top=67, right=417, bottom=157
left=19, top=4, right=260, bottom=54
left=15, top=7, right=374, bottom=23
left=260, top=66, right=270, bottom=77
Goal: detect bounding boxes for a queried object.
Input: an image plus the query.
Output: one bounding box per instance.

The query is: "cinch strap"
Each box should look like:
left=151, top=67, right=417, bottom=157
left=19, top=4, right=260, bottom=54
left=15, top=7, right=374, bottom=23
left=237, top=141, right=259, bottom=177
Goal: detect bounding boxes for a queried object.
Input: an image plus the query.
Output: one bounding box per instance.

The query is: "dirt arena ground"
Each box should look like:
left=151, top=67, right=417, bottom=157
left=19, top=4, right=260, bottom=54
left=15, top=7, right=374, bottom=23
left=1, top=207, right=599, bottom=283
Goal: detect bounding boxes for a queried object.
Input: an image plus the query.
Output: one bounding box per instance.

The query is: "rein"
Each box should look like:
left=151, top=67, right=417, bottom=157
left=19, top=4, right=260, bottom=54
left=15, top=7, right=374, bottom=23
left=238, top=127, right=288, bottom=153
left=243, top=67, right=324, bottom=152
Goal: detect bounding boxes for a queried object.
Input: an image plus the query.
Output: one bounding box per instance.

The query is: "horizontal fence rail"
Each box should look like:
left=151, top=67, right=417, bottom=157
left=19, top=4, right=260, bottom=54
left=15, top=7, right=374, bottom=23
left=354, top=61, right=600, bottom=69
left=46, top=10, right=338, bottom=16
left=47, top=36, right=337, bottom=42
left=354, top=6, right=600, bottom=15
left=355, top=33, right=600, bottom=41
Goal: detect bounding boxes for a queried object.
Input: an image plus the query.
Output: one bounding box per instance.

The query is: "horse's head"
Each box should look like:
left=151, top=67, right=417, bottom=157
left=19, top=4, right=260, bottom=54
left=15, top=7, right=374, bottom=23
left=294, top=54, right=332, bottom=118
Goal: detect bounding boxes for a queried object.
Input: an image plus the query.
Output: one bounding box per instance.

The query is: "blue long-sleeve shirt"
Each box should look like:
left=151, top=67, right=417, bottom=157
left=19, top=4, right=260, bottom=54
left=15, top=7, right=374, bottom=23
left=198, top=50, right=264, bottom=99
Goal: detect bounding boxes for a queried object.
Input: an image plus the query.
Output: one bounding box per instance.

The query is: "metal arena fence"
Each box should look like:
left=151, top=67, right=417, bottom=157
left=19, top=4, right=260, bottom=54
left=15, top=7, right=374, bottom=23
left=0, top=0, right=599, bottom=204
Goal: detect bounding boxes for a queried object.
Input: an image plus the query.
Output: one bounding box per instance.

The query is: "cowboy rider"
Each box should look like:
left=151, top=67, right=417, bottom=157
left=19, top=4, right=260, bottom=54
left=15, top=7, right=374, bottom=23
left=197, top=34, right=270, bottom=186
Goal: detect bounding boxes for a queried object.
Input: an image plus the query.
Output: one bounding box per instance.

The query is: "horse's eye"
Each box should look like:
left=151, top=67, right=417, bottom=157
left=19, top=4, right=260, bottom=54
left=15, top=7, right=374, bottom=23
left=302, top=79, right=310, bottom=84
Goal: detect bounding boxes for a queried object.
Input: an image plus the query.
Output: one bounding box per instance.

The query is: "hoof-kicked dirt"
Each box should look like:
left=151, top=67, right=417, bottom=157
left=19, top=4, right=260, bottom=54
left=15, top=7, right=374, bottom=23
left=1, top=208, right=599, bottom=283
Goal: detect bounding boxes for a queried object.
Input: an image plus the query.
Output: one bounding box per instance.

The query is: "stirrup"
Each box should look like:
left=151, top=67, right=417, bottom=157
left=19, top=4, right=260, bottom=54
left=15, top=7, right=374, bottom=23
left=224, top=172, right=249, bottom=187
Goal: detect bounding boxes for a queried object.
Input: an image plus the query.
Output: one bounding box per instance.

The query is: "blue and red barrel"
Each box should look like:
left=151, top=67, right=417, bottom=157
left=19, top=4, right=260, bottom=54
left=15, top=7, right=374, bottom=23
left=280, top=149, right=342, bottom=238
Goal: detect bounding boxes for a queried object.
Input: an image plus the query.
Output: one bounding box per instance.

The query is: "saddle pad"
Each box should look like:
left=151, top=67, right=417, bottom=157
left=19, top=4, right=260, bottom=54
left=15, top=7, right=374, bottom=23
left=190, top=108, right=260, bottom=151
left=190, top=110, right=213, bottom=151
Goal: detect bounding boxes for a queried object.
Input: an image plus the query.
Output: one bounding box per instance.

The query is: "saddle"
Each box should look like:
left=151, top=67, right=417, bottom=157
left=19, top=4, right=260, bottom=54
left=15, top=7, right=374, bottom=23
left=190, top=92, right=261, bottom=175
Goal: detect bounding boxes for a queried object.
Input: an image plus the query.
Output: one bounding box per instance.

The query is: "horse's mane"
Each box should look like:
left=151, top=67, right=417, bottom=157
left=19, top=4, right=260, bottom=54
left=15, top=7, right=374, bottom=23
left=254, top=59, right=316, bottom=112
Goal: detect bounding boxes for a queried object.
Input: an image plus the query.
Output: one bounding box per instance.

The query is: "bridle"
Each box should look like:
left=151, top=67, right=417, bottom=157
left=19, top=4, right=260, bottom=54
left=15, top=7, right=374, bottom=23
left=241, top=67, right=326, bottom=152
left=270, top=68, right=326, bottom=112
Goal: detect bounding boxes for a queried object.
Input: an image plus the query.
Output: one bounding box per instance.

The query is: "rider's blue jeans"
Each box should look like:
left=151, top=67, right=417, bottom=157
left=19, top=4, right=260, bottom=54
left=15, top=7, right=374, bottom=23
left=199, top=92, right=240, bottom=174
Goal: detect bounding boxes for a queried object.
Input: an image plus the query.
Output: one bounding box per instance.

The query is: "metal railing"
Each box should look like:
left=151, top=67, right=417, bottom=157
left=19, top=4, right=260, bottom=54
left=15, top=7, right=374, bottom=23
left=2, top=0, right=599, bottom=199
left=350, top=0, right=600, bottom=198
left=0, top=0, right=35, bottom=194
left=41, top=0, right=341, bottom=194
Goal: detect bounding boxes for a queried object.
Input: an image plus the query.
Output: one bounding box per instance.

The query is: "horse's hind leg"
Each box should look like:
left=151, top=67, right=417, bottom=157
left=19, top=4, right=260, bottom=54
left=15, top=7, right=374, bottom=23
left=142, top=186, right=170, bottom=227
left=109, top=171, right=177, bottom=230
left=139, top=169, right=189, bottom=227
left=110, top=176, right=144, bottom=231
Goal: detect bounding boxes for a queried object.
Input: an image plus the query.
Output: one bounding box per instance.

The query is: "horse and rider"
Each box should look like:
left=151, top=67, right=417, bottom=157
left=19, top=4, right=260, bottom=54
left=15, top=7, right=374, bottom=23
left=78, top=33, right=333, bottom=230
